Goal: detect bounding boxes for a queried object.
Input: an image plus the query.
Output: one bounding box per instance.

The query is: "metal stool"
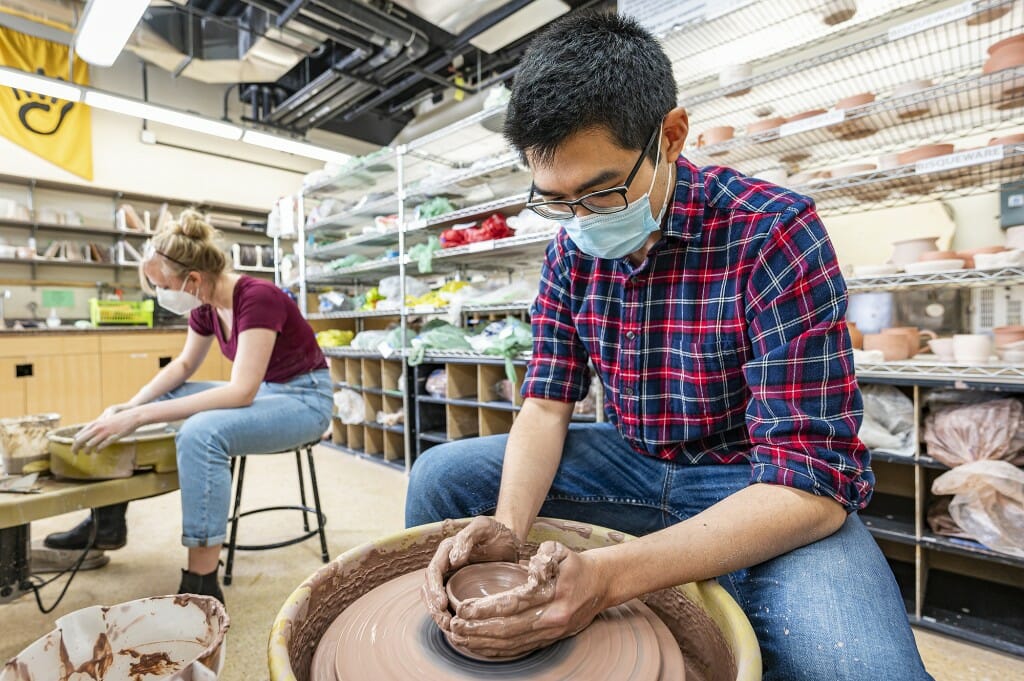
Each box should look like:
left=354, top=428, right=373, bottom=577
left=223, top=441, right=328, bottom=585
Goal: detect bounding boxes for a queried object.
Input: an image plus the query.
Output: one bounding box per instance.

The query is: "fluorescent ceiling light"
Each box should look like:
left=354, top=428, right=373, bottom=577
left=74, top=0, right=150, bottom=67
left=84, top=90, right=243, bottom=140
left=0, top=65, right=82, bottom=102
left=241, top=130, right=351, bottom=164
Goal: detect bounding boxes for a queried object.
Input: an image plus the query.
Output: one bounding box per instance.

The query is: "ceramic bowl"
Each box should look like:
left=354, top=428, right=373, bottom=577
left=890, top=236, right=939, bottom=266
left=818, top=0, right=857, bottom=26
left=877, top=152, right=903, bottom=170
left=853, top=263, right=901, bottom=277
left=953, top=334, right=993, bottom=364
left=903, top=259, right=966, bottom=274
left=828, top=163, right=877, bottom=178
left=747, top=116, right=786, bottom=135
left=918, top=250, right=959, bottom=262
left=989, top=133, right=1024, bottom=147
left=720, top=64, right=753, bottom=96
left=992, top=325, right=1024, bottom=347
left=697, top=126, right=735, bottom=153
left=959, top=246, right=1008, bottom=269
left=893, top=79, right=934, bottom=118
left=446, top=561, right=529, bottom=615
left=785, top=108, right=828, bottom=123
left=974, top=249, right=1024, bottom=269
left=928, top=338, right=955, bottom=361
left=997, top=347, right=1024, bottom=363
left=896, top=143, right=955, bottom=165
left=967, top=4, right=1011, bottom=25
left=836, top=92, right=875, bottom=109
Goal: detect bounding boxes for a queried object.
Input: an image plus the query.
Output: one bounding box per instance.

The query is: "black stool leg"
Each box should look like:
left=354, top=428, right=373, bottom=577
left=305, top=446, right=330, bottom=563
left=296, top=450, right=310, bottom=533
left=224, top=455, right=247, bottom=586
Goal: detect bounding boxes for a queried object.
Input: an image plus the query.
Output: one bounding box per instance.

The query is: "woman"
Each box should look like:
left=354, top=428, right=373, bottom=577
left=56, top=210, right=332, bottom=602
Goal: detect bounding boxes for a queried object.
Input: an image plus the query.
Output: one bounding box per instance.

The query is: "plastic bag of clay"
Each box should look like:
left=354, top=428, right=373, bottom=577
left=378, top=275, right=429, bottom=301
left=924, top=399, right=1024, bottom=467
left=333, top=389, right=365, bottom=425
left=926, top=496, right=973, bottom=539
left=925, top=392, right=1024, bottom=459
left=350, top=330, right=390, bottom=351
left=859, top=385, right=915, bottom=456
left=425, top=369, right=447, bottom=398
left=376, top=410, right=404, bottom=427
left=408, top=322, right=472, bottom=366
left=491, top=379, right=515, bottom=403
left=931, top=460, right=1024, bottom=557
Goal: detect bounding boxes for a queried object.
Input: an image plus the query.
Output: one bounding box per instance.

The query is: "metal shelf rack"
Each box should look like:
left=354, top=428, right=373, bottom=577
left=847, top=265, right=1024, bottom=292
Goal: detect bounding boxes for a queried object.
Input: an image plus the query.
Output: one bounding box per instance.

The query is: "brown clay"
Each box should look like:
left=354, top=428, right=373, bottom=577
left=835, top=92, right=875, bottom=109
left=445, top=562, right=529, bottom=616
left=746, top=117, right=785, bottom=135
left=311, top=569, right=686, bottom=680
left=896, top=144, right=954, bottom=165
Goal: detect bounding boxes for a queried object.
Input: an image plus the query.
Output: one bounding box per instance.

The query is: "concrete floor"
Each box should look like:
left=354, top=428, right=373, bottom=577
left=1, top=445, right=1021, bottom=680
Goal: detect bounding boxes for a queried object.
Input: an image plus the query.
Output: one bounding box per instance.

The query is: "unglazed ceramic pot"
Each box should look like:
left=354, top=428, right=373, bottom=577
left=720, top=64, right=753, bottom=97
left=863, top=333, right=910, bottom=361
left=984, top=34, right=1024, bottom=74
left=992, top=325, right=1024, bottom=348
left=697, top=126, right=735, bottom=149
left=883, top=326, right=938, bottom=357
left=953, top=334, right=993, bottom=364
left=928, top=338, right=955, bottom=361
left=268, top=519, right=762, bottom=681
left=747, top=117, right=786, bottom=135
left=890, top=236, right=939, bottom=266
left=836, top=92, right=875, bottom=109
left=847, top=321, right=864, bottom=349
left=896, top=144, right=954, bottom=165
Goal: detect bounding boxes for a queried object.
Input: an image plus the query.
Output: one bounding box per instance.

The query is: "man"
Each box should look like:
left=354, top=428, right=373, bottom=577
left=406, top=12, right=932, bottom=680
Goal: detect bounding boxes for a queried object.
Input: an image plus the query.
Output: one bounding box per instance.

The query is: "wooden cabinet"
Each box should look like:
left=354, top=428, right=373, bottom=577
left=25, top=354, right=102, bottom=425
left=0, top=357, right=30, bottom=418
left=98, top=333, right=184, bottom=406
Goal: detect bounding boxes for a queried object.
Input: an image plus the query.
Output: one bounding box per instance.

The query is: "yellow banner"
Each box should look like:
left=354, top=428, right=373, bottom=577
left=0, top=25, right=92, bottom=180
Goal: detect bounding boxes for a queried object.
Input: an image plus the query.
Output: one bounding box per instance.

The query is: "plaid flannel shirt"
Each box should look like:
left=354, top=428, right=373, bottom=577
left=522, top=156, right=873, bottom=512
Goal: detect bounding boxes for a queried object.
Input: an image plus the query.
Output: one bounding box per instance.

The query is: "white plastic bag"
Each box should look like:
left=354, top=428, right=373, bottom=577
left=859, top=385, right=915, bottom=455
left=924, top=399, right=1024, bottom=467
left=931, top=460, right=1024, bottom=557
left=378, top=275, right=429, bottom=301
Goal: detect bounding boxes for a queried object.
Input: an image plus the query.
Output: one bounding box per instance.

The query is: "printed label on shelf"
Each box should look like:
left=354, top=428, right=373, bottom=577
left=779, top=109, right=845, bottom=137
left=915, top=145, right=1004, bottom=175
left=469, top=240, right=496, bottom=253
left=888, top=1, right=974, bottom=42
left=413, top=305, right=437, bottom=314
left=704, top=0, right=753, bottom=21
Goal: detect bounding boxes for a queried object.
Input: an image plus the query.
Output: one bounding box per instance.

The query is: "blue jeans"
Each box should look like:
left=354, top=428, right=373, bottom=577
left=406, top=423, right=933, bottom=681
left=159, top=368, right=333, bottom=547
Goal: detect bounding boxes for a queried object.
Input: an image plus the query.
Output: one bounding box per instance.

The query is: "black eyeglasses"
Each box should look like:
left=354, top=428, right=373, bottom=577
left=526, top=127, right=660, bottom=220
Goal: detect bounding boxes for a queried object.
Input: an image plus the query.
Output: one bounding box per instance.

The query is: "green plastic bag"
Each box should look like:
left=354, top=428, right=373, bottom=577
left=407, top=322, right=472, bottom=366
left=408, top=235, right=441, bottom=274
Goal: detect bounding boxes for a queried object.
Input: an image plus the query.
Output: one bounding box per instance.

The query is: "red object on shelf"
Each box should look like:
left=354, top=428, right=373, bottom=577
left=440, top=213, right=513, bottom=248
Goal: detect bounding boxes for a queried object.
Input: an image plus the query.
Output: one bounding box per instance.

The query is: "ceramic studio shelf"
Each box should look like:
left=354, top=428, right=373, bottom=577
left=308, top=309, right=402, bottom=320
left=870, top=450, right=948, bottom=470
left=856, top=358, right=1024, bottom=389
left=863, top=514, right=1024, bottom=570
left=846, top=266, right=1024, bottom=292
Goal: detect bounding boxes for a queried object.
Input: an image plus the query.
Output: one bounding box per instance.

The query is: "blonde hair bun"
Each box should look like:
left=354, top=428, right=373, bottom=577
left=172, top=209, right=216, bottom=242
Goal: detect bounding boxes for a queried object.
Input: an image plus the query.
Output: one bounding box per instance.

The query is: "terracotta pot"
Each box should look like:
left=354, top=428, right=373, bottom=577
left=828, top=163, right=876, bottom=178
left=786, top=108, right=828, bottom=123
left=894, top=79, right=934, bottom=119
left=818, top=0, right=857, bottom=26
left=967, top=5, right=1011, bottom=25
left=720, top=64, right=753, bottom=97
left=957, top=245, right=1007, bottom=269
left=918, top=250, right=959, bottom=262
left=993, top=325, right=1024, bottom=348
left=989, top=133, right=1024, bottom=146
left=846, top=321, right=864, bottom=350
left=878, top=152, right=903, bottom=170
left=883, top=326, right=938, bottom=357
left=836, top=92, right=875, bottom=109
left=863, top=333, right=910, bottom=361
left=984, top=34, right=1024, bottom=74
left=896, top=143, right=955, bottom=165
left=928, top=338, right=955, bottom=361
left=697, top=125, right=735, bottom=149
left=890, top=236, right=939, bottom=265
left=747, top=116, right=786, bottom=135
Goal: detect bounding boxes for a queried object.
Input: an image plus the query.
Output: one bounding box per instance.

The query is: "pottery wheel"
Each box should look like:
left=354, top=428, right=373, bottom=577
left=311, top=570, right=685, bottom=681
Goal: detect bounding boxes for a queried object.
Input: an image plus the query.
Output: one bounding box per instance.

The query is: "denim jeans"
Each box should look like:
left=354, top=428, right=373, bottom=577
left=159, top=368, right=333, bottom=547
left=406, top=423, right=934, bottom=681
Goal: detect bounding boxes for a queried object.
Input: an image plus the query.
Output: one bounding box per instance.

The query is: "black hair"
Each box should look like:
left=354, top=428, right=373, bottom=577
left=504, top=12, right=677, bottom=167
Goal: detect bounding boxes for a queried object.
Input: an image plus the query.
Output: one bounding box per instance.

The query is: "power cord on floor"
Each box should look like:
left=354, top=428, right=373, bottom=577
left=27, top=509, right=98, bottom=614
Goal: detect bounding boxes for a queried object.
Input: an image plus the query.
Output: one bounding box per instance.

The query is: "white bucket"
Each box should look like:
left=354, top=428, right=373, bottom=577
left=1, top=595, right=229, bottom=680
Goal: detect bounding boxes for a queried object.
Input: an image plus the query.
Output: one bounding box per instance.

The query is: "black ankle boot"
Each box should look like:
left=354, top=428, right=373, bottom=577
left=178, top=565, right=225, bottom=605
left=43, top=502, right=128, bottom=551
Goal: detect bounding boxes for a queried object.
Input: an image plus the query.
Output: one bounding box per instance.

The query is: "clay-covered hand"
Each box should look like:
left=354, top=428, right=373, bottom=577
left=98, top=403, right=131, bottom=420
left=71, top=408, right=142, bottom=454
left=448, top=540, right=607, bottom=659
left=422, top=516, right=520, bottom=631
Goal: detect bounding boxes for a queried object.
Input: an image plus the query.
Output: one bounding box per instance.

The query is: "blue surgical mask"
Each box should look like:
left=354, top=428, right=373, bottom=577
left=560, top=135, right=670, bottom=259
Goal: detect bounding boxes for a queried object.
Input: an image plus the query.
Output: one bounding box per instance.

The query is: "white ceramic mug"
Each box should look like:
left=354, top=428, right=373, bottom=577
left=953, top=334, right=993, bottom=364
left=928, top=338, right=955, bottom=361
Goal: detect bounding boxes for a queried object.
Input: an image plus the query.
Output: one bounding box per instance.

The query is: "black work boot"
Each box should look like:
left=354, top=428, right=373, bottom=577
left=43, top=503, right=128, bottom=551
left=178, top=564, right=225, bottom=605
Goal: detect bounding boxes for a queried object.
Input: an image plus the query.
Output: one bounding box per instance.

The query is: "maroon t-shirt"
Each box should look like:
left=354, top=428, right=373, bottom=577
left=189, top=276, right=326, bottom=383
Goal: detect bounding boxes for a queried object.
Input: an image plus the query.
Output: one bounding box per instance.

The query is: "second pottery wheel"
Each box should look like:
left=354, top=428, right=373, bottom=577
left=310, top=569, right=685, bottom=681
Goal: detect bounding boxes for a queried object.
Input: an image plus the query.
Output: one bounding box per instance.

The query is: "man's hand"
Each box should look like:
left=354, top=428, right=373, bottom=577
left=422, top=517, right=520, bottom=630
left=72, top=408, right=142, bottom=454
left=448, top=541, right=608, bottom=659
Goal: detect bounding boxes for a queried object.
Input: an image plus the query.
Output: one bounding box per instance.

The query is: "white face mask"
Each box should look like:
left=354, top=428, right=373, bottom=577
left=156, top=278, right=202, bottom=315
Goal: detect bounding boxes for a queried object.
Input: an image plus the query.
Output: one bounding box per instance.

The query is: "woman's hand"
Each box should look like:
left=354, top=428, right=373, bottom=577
left=448, top=541, right=610, bottom=659
left=72, top=408, right=144, bottom=454
left=99, top=403, right=132, bottom=420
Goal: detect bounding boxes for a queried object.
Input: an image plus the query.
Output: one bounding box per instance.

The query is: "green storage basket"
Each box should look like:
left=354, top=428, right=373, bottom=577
left=89, top=299, right=154, bottom=327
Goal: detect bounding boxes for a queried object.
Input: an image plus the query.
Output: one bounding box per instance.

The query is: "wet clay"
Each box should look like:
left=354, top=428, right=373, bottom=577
left=445, top=562, right=529, bottom=614
left=311, top=570, right=685, bottom=680
left=285, top=521, right=737, bottom=681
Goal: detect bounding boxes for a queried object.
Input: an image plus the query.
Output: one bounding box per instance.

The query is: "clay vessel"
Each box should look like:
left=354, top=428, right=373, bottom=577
left=878, top=152, right=902, bottom=170
left=697, top=126, right=735, bottom=156
left=890, top=236, right=939, bottom=265
left=720, top=64, right=753, bottom=97
left=836, top=92, right=875, bottom=109
left=828, top=163, right=876, bottom=178
left=957, top=245, right=1006, bottom=269
left=893, top=79, right=934, bottom=119
left=846, top=321, right=864, bottom=350
left=989, top=133, right=1024, bottom=147
left=896, top=144, right=954, bottom=165
left=928, top=338, right=955, bottom=361
left=918, top=250, right=958, bottom=262
left=883, top=326, right=938, bottom=357
left=992, top=325, right=1024, bottom=348
left=818, top=0, right=857, bottom=26
left=953, top=334, right=993, bottom=364
left=966, top=5, right=1011, bottom=25
left=863, top=333, right=910, bottom=361
left=747, top=117, right=786, bottom=135
left=985, top=34, right=1024, bottom=71
left=785, top=108, right=828, bottom=123
left=445, top=561, right=529, bottom=614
